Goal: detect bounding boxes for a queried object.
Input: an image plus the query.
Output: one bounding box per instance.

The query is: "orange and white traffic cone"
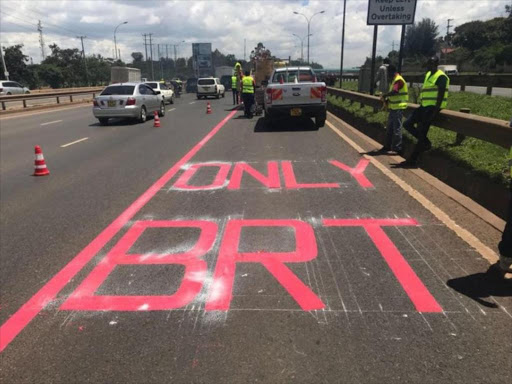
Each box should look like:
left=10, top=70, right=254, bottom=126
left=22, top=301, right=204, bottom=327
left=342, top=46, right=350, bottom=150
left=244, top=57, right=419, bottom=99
left=153, top=111, right=161, bottom=127
left=206, top=102, right=212, bottom=114
left=33, top=145, right=50, bottom=176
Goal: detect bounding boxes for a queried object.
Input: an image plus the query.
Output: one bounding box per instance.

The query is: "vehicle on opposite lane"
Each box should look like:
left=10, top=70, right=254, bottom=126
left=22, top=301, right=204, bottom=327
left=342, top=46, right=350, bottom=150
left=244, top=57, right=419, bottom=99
left=145, top=81, right=175, bottom=104
left=93, top=83, right=165, bottom=125
left=196, top=77, right=225, bottom=99
left=0, top=81, right=30, bottom=95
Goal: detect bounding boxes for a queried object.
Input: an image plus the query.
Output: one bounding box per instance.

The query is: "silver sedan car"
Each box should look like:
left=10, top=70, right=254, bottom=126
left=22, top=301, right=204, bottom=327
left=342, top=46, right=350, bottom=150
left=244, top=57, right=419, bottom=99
left=93, top=82, right=165, bottom=125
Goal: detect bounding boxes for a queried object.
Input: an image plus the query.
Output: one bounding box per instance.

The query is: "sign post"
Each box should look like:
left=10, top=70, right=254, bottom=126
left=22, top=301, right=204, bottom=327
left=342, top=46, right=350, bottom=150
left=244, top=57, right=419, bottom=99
left=366, top=0, right=417, bottom=94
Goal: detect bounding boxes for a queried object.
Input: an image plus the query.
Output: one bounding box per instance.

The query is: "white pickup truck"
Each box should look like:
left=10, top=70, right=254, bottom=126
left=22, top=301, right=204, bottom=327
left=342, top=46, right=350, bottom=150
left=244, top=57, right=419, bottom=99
left=263, top=67, right=327, bottom=128
left=145, top=81, right=174, bottom=104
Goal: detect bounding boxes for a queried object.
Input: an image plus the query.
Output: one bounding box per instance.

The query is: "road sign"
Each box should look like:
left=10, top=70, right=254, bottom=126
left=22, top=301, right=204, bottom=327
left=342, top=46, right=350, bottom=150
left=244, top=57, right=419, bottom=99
left=367, top=0, right=417, bottom=25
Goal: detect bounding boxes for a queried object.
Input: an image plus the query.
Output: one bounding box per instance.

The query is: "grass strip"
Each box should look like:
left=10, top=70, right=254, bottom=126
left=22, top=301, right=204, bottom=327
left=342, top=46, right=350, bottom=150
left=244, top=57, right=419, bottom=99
left=328, top=90, right=509, bottom=187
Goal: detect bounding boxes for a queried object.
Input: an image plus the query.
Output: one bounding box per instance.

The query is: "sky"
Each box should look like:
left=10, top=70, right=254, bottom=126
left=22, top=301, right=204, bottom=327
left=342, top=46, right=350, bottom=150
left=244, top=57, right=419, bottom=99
left=0, top=0, right=509, bottom=68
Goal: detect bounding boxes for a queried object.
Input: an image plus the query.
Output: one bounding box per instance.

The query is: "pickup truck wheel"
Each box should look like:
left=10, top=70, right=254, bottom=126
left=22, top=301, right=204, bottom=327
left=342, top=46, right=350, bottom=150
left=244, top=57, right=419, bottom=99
left=216, top=93, right=220, bottom=99
left=98, top=118, right=109, bottom=126
left=315, top=116, right=326, bottom=129
left=222, top=92, right=225, bottom=98
left=197, top=95, right=202, bottom=100
left=170, top=96, right=174, bottom=104
left=158, top=102, right=165, bottom=117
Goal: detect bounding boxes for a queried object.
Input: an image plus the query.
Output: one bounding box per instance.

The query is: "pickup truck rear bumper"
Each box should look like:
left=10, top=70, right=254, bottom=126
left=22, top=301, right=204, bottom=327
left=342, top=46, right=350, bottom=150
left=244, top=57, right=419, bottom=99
left=265, top=103, right=326, bottom=119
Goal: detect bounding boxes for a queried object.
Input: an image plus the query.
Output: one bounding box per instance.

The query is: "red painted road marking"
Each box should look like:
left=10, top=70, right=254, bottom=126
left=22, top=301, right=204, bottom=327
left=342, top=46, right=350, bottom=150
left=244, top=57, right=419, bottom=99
left=61, top=221, right=217, bottom=311
left=228, top=161, right=281, bottom=189
left=0, top=110, right=238, bottom=352
left=205, top=219, right=325, bottom=311
left=323, top=218, right=443, bottom=313
left=329, top=159, right=374, bottom=189
left=281, top=161, right=339, bottom=189
left=173, top=163, right=232, bottom=190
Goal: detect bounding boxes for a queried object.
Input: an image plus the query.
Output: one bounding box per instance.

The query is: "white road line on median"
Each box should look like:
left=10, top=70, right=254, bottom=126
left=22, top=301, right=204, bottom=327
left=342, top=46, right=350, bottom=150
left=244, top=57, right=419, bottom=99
left=189, top=101, right=196, bottom=105
left=40, top=120, right=63, bottom=126
left=168, top=108, right=176, bottom=112
left=326, top=119, right=498, bottom=265
left=60, top=137, right=89, bottom=148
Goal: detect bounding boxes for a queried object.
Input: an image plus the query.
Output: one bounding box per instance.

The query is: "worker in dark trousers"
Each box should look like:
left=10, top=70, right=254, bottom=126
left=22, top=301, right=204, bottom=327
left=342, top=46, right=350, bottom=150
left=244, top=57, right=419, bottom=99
left=241, top=71, right=255, bottom=118
left=231, top=74, right=239, bottom=105
left=494, top=146, right=512, bottom=277
left=398, top=56, right=449, bottom=167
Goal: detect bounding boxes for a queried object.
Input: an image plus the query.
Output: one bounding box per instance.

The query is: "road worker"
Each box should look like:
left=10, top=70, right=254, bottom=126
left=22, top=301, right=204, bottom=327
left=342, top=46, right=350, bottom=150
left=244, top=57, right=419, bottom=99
left=231, top=73, right=239, bottom=105
left=241, top=70, right=255, bottom=118
left=495, top=144, right=512, bottom=277
left=398, top=56, right=449, bottom=167
left=370, top=64, right=408, bottom=156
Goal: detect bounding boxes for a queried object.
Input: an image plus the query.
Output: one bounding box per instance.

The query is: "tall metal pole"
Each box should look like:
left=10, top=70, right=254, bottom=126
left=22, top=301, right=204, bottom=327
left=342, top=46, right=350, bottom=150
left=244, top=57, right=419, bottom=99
left=398, top=25, right=406, bottom=73
left=149, top=34, right=154, bottom=80
left=369, top=25, right=378, bottom=95
left=77, top=36, right=89, bottom=86
left=294, top=11, right=324, bottom=65
left=114, top=22, right=127, bottom=60
left=38, top=20, right=46, bottom=60
left=0, top=43, right=9, bottom=80
left=339, top=0, right=347, bottom=86
left=307, top=21, right=310, bottom=64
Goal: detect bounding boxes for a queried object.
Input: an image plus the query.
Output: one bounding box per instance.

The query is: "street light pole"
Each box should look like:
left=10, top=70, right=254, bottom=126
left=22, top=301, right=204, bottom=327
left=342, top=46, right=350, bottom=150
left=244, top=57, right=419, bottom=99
left=292, top=34, right=312, bottom=63
left=114, top=21, right=128, bottom=60
left=293, top=10, right=324, bottom=64
left=339, top=0, right=347, bottom=86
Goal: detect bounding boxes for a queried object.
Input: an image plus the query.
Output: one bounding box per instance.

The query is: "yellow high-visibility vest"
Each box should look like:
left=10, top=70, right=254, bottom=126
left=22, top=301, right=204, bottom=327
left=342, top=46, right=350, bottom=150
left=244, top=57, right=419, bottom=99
left=231, top=76, right=237, bottom=89
left=242, top=76, right=254, bottom=94
left=420, top=70, right=449, bottom=108
left=388, top=74, right=408, bottom=110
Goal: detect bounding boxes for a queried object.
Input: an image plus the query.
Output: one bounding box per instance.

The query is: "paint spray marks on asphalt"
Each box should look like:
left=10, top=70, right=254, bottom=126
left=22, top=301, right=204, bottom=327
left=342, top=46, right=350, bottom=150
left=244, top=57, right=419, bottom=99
left=60, top=216, right=442, bottom=318
left=167, top=159, right=374, bottom=191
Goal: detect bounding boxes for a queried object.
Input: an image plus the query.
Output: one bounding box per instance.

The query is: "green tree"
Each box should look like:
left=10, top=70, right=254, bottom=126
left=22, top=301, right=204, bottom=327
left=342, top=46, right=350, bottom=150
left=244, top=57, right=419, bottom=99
left=131, top=52, right=144, bottom=63
left=2, top=45, right=30, bottom=85
left=404, top=18, right=439, bottom=57
left=37, top=64, right=64, bottom=88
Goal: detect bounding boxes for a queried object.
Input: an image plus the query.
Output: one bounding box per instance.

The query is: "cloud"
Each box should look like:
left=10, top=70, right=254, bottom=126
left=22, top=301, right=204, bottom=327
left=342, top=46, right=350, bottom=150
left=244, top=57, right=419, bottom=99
left=0, top=0, right=507, bottom=69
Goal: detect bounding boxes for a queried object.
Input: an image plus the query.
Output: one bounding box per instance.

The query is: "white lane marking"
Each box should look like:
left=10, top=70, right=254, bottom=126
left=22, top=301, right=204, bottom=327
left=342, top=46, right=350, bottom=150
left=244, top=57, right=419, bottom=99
left=60, top=137, right=89, bottom=148
left=189, top=101, right=196, bottom=105
left=40, top=120, right=63, bottom=126
left=326, top=119, right=498, bottom=264
left=0, top=104, right=90, bottom=120
left=168, top=108, right=176, bottom=112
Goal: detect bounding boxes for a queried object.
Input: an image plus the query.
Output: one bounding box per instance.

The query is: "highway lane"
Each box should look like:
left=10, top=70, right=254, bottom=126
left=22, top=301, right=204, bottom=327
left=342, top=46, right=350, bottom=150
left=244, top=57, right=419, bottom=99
left=1, top=96, right=510, bottom=383
left=0, top=94, right=234, bottom=325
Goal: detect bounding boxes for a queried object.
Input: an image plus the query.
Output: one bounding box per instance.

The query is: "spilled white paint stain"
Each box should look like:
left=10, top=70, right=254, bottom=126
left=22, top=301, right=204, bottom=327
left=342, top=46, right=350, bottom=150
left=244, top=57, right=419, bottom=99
left=241, top=274, right=248, bottom=277
left=109, top=321, right=118, bottom=326
left=138, top=304, right=149, bottom=311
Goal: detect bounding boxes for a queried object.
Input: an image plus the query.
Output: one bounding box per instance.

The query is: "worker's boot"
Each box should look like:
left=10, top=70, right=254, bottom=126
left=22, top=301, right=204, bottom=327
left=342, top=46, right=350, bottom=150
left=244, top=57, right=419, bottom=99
left=499, top=255, right=512, bottom=274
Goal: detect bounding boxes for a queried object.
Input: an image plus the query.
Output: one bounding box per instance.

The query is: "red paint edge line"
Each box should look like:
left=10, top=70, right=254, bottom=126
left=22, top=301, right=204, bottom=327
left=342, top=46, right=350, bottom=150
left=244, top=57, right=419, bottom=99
left=0, top=110, right=238, bottom=352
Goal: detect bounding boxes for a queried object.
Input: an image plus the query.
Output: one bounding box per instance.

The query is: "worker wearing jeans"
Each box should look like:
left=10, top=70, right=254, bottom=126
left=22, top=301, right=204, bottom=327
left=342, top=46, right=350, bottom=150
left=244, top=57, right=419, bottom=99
left=378, top=65, right=408, bottom=154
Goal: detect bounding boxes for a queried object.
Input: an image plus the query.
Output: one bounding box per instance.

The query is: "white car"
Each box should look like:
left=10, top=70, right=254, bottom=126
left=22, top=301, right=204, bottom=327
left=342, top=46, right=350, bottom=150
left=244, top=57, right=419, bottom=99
left=145, top=81, right=174, bottom=104
left=0, top=81, right=30, bottom=96
left=196, top=78, right=225, bottom=99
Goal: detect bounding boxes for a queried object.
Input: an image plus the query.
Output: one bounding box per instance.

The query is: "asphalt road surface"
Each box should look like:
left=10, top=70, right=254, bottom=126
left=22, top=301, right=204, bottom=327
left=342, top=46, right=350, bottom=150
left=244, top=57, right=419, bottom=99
left=1, top=94, right=510, bottom=383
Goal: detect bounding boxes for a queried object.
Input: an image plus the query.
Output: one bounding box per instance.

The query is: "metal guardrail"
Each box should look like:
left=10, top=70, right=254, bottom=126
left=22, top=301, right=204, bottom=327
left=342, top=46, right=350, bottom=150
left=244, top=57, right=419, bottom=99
left=403, top=74, right=512, bottom=96
left=327, top=87, right=511, bottom=149
left=0, top=88, right=103, bottom=110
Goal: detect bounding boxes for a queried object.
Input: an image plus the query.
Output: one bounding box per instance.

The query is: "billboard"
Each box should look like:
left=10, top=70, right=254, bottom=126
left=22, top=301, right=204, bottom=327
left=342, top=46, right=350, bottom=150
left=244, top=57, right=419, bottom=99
left=367, top=0, right=417, bottom=25
left=192, top=43, right=213, bottom=76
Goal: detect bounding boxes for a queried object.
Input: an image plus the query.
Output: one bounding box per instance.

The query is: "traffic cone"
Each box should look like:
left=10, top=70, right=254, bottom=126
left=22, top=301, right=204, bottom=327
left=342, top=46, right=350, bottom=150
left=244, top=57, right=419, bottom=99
left=153, top=111, right=161, bottom=127
left=206, top=102, right=212, bottom=114
left=33, top=145, right=50, bottom=176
